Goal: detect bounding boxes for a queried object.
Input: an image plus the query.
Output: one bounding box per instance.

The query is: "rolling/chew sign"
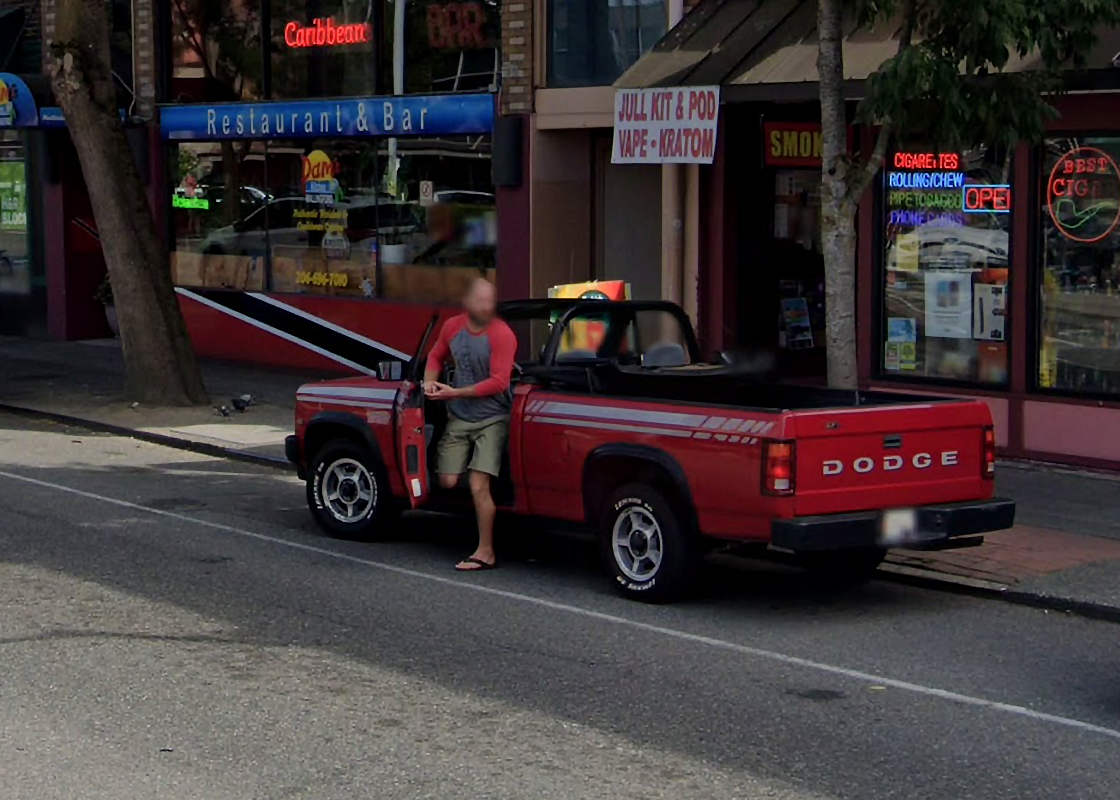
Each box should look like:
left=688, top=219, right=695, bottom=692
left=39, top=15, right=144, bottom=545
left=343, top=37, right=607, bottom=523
left=612, top=87, right=720, bottom=165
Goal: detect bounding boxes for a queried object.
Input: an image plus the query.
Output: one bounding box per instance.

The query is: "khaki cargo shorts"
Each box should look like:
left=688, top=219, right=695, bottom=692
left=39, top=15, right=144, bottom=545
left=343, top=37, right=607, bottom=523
left=437, top=414, right=510, bottom=478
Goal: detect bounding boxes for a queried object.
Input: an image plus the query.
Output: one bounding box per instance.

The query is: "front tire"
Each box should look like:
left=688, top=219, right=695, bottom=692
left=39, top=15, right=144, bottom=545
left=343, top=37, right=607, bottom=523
left=307, top=438, right=396, bottom=541
left=600, top=484, right=697, bottom=603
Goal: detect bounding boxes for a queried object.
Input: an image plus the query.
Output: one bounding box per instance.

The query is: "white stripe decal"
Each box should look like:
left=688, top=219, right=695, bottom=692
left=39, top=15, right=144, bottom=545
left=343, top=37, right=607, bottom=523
left=176, top=288, right=377, bottom=376
left=538, top=401, right=707, bottom=429
left=532, top=416, right=694, bottom=438
left=297, top=385, right=399, bottom=401
left=247, top=292, right=411, bottom=360
left=296, top=396, right=394, bottom=410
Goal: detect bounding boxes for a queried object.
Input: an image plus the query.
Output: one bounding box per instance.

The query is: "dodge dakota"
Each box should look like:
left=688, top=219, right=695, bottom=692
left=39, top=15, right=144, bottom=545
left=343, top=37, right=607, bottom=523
left=287, top=300, right=1015, bottom=601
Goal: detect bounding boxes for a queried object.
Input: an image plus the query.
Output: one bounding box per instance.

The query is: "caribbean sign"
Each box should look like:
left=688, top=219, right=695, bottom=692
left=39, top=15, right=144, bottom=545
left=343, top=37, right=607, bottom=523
left=1047, top=146, right=1120, bottom=244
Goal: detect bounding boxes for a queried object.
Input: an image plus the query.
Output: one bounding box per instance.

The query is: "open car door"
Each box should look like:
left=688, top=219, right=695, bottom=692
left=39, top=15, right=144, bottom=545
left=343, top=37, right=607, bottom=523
left=395, top=315, right=438, bottom=508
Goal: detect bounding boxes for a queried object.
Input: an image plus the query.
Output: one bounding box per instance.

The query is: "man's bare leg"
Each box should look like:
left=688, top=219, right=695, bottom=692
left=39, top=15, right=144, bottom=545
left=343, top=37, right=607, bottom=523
left=438, top=473, right=459, bottom=491
left=457, top=470, right=496, bottom=569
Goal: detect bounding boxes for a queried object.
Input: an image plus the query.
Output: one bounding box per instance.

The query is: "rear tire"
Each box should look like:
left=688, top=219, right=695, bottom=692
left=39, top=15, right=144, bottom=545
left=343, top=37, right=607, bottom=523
left=600, top=483, right=697, bottom=603
left=307, top=438, right=398, bottom=541
left=799, top=548, right=887, bottom=587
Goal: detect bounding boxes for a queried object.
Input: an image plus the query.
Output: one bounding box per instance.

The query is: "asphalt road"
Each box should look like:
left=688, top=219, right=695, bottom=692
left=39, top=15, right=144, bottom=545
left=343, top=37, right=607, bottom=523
left=1, top=412, right=1118, bottom=800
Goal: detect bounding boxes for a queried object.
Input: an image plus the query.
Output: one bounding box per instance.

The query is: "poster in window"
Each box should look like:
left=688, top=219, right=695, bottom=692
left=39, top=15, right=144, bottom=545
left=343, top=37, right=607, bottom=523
left=781, top=297, right=814, bottom=349
left=893, top=232, right=920, bottom=272
left=924, top=272, right=973, bottom=339
left=887, top=317, right=917, bottom=344
left=972, top=283, right=1006, bottom=342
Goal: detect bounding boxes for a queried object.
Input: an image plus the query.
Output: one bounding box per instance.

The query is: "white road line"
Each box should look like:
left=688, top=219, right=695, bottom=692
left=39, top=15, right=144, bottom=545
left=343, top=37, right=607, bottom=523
left=1, top=467, right=1118, bottom=743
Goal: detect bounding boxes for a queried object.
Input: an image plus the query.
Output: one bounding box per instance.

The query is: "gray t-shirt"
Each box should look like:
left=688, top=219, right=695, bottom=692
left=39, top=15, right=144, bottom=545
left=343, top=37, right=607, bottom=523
left=427, top=314, right=516, bottom=422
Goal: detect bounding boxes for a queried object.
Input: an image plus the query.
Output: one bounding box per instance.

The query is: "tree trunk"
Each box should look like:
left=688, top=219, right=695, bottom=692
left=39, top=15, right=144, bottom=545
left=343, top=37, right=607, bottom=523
left=816, top=0, right=859, bottom=390
left=49, top=0, right=208, bottom=406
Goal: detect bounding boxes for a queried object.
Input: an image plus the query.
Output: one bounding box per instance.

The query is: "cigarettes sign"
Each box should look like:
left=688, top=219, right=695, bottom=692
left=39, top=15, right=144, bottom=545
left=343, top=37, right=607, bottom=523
left=612, top=87, right=720, bottom=165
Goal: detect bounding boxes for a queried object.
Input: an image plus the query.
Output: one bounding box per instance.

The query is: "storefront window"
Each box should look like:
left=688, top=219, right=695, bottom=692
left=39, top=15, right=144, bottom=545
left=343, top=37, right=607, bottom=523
left=170, top=135, right=495, bottom=303
left=387, top=0, right=501, bottom=94
left=378, top=135, right=496, bottom=301
left=169, top=0, right=263, bottom=103
left=1039, top=137, right=1120, bottom=395
left=548, top=0, right=666, bottom=88
left=0, top=134, right=29, bottom=297
left=880, top=147, right=1012, bottom=385
left=171, top=140, right=270, bottom=291
left=270, top=0, right=378, bottom=99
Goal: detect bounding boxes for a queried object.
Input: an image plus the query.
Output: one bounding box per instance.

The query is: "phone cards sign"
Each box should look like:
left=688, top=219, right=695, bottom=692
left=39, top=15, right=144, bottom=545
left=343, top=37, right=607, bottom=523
left=612, top=87, right=720, bottom=165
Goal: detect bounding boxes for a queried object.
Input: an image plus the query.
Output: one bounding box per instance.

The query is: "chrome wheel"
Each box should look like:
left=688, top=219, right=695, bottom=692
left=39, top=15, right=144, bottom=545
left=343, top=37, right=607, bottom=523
left=322, top=458, right=377, bottom=523
left=612, top=507, right=663, bottom=582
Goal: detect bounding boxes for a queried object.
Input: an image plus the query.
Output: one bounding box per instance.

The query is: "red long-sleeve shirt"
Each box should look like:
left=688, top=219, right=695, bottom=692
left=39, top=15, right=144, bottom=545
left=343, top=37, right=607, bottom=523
left=425, top=314, right=517, bottom=421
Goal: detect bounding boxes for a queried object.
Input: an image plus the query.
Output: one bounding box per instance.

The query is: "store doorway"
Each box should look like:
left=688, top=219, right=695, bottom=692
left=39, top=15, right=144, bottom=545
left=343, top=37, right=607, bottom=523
left=738, top=166, right=827, bottom=381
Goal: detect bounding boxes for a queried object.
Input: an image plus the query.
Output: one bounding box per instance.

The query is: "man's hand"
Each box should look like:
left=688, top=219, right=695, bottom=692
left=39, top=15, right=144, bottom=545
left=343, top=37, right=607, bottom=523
left=425, top=381, right=462, bottom=400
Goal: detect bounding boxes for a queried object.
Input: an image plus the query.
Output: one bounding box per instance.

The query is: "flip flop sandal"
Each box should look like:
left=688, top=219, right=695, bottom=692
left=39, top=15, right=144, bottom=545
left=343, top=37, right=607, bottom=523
left=455, top=557, right=498, bottom=572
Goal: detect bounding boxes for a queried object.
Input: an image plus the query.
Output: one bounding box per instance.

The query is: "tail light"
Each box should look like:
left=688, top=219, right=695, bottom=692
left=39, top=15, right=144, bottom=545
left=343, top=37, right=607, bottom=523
left=981, top=426, right=996, bottom=479
left=762, top=441, right=796, bottom=496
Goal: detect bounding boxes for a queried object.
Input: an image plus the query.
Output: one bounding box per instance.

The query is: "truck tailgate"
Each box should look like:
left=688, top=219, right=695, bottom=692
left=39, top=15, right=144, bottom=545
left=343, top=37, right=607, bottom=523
left=787, top=401, right=993, bottom=517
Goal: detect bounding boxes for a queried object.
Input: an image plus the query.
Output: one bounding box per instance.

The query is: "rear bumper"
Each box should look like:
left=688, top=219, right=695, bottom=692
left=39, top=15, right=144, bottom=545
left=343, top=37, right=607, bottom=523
left=285, top=435, right=305, bottom=479
left=771, top=498, right=1016, bottom=552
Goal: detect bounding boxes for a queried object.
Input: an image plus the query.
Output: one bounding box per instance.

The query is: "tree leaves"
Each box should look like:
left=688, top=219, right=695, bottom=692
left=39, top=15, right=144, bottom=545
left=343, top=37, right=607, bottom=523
left=854, top=0, right=1120, bottom=153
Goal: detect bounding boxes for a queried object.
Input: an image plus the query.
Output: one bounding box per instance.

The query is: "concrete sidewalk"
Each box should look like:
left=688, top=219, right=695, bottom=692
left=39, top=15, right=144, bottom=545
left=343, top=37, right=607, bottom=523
left=4, top=336, right=1120, bottom=618
left=0, top=336, right=319, bottom=463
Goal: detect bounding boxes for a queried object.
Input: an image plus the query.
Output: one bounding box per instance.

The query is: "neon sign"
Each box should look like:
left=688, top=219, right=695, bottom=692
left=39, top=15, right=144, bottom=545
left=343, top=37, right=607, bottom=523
left=284, top=18, right=373, bottom=48
left=427, top=3, right=487, bottom=50
left=1047, top=146, right=1120, bottom=243
left=887, top=171, right=964, bottom=189
left=893, top=152, right=960, bottom=171
left=963, top=185, right=1011, bottom=214
left=172, top=196, right=209, bottom=210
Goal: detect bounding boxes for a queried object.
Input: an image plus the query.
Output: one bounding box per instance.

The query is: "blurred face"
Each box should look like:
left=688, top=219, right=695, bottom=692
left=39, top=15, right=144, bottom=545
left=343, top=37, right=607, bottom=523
left=464, top=279, right=496, bottom=326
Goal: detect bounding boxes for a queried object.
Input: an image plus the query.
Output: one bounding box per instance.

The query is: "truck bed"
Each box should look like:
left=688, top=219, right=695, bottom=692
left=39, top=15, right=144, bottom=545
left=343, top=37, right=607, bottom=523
left=559, top=362, right=947, bottom=413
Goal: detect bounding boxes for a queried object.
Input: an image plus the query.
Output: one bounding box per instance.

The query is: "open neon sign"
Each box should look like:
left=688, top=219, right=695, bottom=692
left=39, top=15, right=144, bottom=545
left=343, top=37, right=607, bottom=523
left=284, top=18, right=373, bottom=48
left=963, top=185, right=1012, bottom=214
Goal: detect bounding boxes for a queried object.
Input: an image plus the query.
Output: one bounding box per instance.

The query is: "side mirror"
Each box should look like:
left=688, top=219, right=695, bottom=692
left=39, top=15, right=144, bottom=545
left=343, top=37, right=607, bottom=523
left=377, top=360, right=403, bottom=381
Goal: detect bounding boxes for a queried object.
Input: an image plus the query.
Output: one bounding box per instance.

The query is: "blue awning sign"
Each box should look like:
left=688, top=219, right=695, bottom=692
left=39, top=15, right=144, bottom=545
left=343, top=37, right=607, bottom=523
left=160, top=92, right=494, bottom=141
left=0, top=73, right=39, bottom=128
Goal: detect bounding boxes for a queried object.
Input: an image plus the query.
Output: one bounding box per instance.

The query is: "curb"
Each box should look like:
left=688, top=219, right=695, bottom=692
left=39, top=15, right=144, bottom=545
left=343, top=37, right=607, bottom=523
left=878, top=564, right=1120, bottom=625
left=0, top=403, right=295, bottom=472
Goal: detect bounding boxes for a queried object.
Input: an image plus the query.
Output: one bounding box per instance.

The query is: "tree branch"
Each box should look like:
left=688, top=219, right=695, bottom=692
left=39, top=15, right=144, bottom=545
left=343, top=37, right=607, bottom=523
left=170, top=0, right=217, bottom=84
left=848, top=0, right=918, bottom=201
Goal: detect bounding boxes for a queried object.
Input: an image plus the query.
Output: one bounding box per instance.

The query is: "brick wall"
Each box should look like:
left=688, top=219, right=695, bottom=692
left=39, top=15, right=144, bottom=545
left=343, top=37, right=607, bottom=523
left=131, top=0, right=155, bottom=116
left=39, top=0, right=158, bottom=117
left=500, top=0, right=532, bottom=115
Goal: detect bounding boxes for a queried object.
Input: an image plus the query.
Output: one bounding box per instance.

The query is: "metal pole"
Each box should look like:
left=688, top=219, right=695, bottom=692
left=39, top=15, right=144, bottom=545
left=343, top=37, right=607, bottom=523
left=660, top=0, right=685, bottom=307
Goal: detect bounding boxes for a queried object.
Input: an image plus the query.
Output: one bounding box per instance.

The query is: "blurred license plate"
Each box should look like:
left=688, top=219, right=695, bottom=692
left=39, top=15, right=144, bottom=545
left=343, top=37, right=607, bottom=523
left=879, top=508, right=918, bottom=546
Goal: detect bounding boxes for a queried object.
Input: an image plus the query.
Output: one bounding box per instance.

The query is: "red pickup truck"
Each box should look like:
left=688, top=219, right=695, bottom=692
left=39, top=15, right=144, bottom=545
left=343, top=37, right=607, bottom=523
left=287, top=300, right=1014, bottom=601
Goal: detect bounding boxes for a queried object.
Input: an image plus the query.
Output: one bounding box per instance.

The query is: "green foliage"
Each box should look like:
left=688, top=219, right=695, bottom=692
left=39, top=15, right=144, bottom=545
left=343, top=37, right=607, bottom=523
left=856, top=0, right=1120, bottom=151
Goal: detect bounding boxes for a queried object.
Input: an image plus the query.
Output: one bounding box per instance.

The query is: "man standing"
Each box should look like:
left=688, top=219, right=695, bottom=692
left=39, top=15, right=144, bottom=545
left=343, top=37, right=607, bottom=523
left=424, top=278, right=517, bottom=571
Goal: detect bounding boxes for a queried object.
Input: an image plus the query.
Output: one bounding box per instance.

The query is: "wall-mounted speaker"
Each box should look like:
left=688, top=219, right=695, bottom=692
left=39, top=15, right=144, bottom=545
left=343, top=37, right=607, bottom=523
left=492, top=114, right=524, bottom=188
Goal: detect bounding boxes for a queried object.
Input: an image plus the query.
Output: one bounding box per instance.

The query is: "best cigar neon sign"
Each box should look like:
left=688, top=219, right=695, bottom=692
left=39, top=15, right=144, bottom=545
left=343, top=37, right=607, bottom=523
left=284, top=18, right=372, bottom=48
left=1047, top=146, right=1120, bottom=243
